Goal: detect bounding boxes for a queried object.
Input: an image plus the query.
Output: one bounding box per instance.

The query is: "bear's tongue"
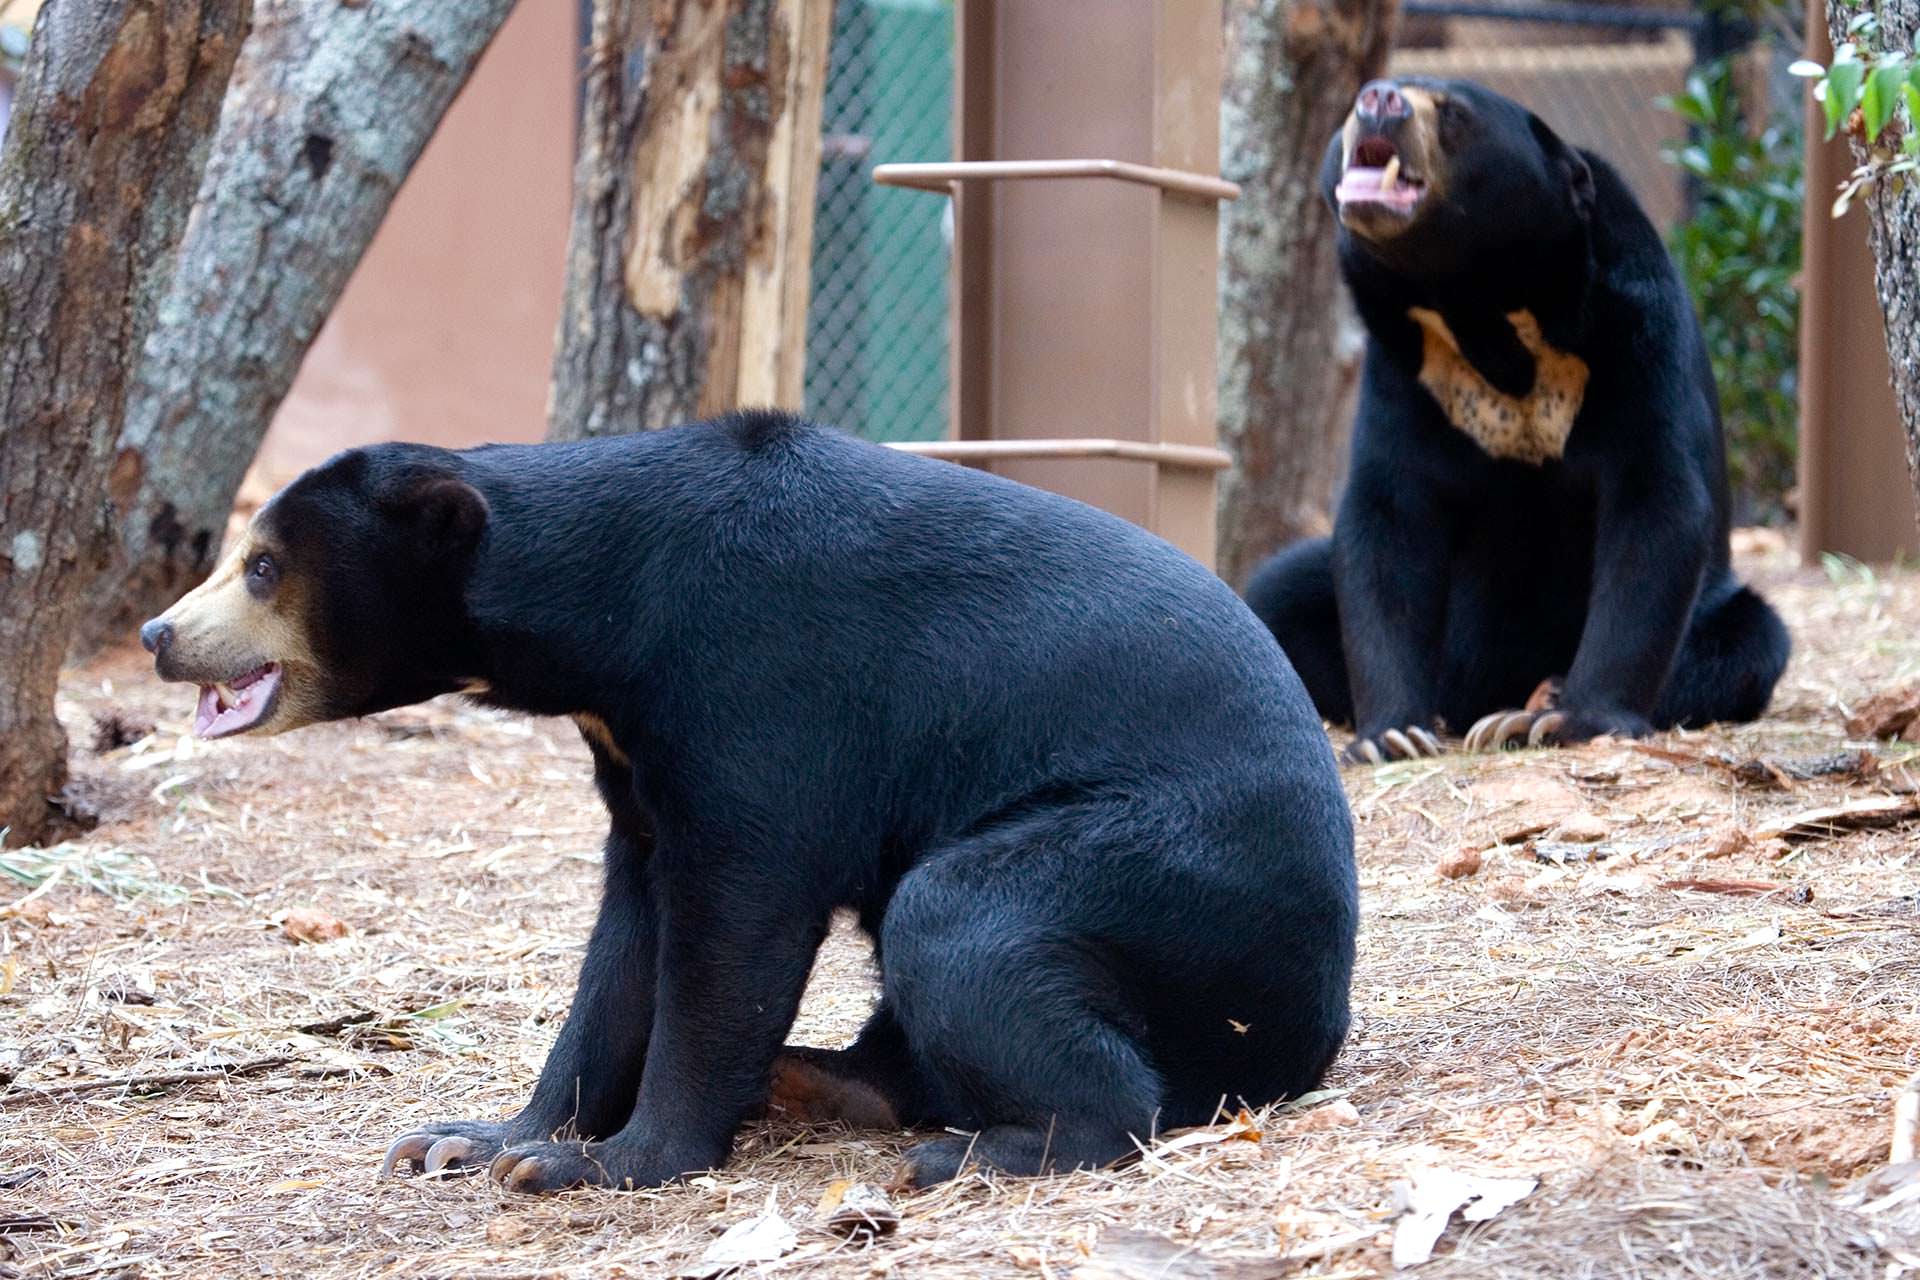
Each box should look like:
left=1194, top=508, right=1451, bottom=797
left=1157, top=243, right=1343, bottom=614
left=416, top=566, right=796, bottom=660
left=194, top=664, right=282, bottom=739
left=1337, top=162, right=1421, bottom=210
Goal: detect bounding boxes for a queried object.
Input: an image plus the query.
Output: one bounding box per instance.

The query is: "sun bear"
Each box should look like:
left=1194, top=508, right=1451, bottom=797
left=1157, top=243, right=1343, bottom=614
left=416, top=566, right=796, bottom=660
left=140, top=412, right=1357, bottom=1193
left=1244, top=78, right=1789, bottom=764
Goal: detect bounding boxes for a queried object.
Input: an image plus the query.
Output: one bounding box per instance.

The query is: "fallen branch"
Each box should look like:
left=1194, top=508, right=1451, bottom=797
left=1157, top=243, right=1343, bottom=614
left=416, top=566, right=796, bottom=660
left=1753, top=797, right=1920, bottom=842
left=1630, top=744, right=1880, bottom=791
left=3, top=1055, right=297, bottom=1101
left=1660, top=878, right=1812, bottom=902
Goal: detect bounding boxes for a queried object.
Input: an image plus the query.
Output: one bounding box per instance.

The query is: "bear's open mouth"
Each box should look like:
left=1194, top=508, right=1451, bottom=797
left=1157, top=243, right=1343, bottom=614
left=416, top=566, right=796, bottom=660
left=194, top=663, right=283, bottom=739
left=1337, top=136, right=1425, bottom=213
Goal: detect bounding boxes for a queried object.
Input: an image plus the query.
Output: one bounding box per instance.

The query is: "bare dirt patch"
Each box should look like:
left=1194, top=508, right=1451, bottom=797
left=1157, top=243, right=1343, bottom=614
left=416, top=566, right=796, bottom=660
left=4, top=551, right=1918, bottom=1277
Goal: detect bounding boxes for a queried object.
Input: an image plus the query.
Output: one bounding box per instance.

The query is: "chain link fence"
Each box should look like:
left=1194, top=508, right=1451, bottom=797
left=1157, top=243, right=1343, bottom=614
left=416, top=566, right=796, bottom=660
left=1388, top=0, right=1802, bottom=232
left=803, top=0, right=953, bottom=443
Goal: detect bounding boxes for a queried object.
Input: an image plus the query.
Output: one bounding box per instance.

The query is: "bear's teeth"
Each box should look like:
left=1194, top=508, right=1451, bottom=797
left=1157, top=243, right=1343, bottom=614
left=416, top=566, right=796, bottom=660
left=1381, top=156, right=1401, bottom=193
left=216, top=683, right=237, bottom=710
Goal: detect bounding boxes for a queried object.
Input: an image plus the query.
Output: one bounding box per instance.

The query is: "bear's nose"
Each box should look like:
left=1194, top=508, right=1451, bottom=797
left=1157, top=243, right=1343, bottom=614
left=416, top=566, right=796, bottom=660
left=1356, top=80, right=1411, bottom=126
left=139, top=618, right=174, bottom=656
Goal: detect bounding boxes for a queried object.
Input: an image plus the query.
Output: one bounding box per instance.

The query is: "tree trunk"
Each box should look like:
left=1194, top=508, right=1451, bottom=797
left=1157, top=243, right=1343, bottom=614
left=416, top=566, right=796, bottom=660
left=1215, top=0, right=1397, bottom=587
left=548, top=0, right=833, bottom=440
left=1836, top=0, right=1920, bottom=494
left=72, top=0, right=518, bottom=656
left=0, top=0, right=250, bottom=846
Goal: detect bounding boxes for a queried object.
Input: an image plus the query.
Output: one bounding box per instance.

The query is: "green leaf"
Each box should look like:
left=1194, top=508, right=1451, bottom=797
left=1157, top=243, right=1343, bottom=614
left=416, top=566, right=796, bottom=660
left=1865, top=59, right=1907, bottom=139
left=1827, top=60, right=1865, bottom=139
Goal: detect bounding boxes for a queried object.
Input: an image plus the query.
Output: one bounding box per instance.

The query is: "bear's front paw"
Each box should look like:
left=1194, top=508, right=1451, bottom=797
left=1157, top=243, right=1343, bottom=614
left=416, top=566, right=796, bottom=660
left=488, top=1140, right=698, bottom=1195
left=1465, top=705, right=1649, bottom=751
left=1342, top=724, right=1445, bottom=765
left=379, top=1119, right=513, bottom=1179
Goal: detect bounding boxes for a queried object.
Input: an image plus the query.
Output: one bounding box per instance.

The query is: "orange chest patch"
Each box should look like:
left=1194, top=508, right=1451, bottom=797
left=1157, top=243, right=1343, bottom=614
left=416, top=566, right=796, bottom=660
left=1406, top=307, right=1590, bottom=464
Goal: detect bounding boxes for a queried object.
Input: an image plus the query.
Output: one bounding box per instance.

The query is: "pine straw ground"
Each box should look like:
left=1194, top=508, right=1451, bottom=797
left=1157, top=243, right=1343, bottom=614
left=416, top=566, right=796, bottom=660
left=5, top=543, right=1920, bottom=1280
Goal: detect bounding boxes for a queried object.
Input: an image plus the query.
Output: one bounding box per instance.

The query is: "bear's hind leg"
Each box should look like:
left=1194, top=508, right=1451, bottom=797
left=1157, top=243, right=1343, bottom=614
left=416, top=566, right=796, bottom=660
left=878, top=821, right=1166, bottom=1187
left=1652, top=583, right=1790, bottom=729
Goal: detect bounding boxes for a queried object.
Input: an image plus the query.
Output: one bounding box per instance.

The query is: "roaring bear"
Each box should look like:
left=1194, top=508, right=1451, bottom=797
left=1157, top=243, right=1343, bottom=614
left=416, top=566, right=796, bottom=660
left=1244, top=78, right=1789, bottom=764
left=141, top=412, right=1357, bottom=1193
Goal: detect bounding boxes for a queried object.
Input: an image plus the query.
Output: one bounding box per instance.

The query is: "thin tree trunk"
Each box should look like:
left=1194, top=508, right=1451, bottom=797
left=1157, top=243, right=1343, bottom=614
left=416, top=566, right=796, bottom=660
left=0, top=0, right=250, bottom=846
left=1835, top=0, right=1920, bottom=494
left=72, top=0, right=518, bottom=656
left=548, top=0, right=833, bottom=440
left=1216, top=0, right=1397, bottom=587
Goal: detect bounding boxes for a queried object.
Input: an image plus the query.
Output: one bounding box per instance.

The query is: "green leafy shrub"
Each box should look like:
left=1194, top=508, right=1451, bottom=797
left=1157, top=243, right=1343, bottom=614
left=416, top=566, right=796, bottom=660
left=1663, top=61, right=1803, bottom=523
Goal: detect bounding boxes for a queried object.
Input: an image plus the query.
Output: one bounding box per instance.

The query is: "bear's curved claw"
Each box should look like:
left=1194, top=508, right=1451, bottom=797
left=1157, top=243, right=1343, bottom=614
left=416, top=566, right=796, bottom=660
left=1344, top=725, right=1444, bottom=765
left=1526, top=711, right=1566, bottom=747
left=379, top=1119, right=512, bottom=1180
left=423, top=1136, right=484, bottom=1175
left=489, top=1142, right=614, bottom=1194
left=1466, top=709, right=1564, bottom=752
left=379, top=1133, right=437, bottom=1180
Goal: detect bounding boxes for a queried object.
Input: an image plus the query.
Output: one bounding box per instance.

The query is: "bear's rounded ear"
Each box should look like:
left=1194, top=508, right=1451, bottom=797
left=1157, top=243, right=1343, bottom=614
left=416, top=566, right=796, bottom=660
left=382, top=473, right=490, bottom=557
left=1527, top=114, right=1595, bottom=221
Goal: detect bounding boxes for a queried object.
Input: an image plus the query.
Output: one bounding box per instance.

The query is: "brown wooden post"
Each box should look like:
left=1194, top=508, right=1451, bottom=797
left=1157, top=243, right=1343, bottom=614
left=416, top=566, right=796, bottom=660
left=877, top=0, right=1236, bottom=570
left=1797, top=0, right=1919, bottom=563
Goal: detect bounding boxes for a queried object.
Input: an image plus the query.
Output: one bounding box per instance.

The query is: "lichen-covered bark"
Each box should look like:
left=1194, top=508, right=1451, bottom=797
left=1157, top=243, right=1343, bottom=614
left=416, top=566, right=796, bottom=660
left=548, top=0, right=832, bottom=440
left=0, top=0, right=250, bottom=846
left=1837, top=0, right=1920, bottom=497
left=73, top=0, right=517, bottom=656
left=1216, top=0, right=1398, bottom=587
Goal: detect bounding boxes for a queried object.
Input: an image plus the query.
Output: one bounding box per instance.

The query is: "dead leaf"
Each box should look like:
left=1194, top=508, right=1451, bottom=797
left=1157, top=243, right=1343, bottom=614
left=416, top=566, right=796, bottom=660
left=281, top=907, right=348, bottom=944
left=822, top=1182, right=898, bottom=1239
left=677, top=1190, right=798, bottom=1277
left=1437, top=848, right=1482, bottom=880
left=1154, top=1109, right=1262, bottom=1155
left=1391, top=1166, right=1537, bottom=1268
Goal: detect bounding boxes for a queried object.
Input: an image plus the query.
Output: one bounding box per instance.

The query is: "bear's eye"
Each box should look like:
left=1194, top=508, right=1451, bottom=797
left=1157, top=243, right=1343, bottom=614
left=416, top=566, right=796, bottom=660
left=245, top=552, right=279, bottom=597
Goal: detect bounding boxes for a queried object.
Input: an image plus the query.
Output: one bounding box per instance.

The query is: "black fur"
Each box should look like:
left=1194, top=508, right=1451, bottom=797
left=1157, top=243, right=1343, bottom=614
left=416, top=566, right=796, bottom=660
left=1245, top=79, right=1788, bottom=761
left=257, top=413, right=1357, bottom=1191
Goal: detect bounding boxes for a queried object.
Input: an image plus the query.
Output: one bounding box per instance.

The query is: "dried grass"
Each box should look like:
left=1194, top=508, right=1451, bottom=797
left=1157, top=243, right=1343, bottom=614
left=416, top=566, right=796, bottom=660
left=2, top=547, right=1918, bottom=1277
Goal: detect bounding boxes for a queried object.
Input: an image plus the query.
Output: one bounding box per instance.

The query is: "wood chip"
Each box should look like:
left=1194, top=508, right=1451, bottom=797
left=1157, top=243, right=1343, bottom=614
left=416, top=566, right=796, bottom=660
left=281, top=906, right=348, bottom=943
left=1846, top=685, right=1920, bottom=740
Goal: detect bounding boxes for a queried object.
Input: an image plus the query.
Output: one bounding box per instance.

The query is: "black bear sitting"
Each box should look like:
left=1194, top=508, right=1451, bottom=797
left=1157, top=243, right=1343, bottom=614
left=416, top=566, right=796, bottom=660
left=141, top=412, right=1357, bottom=1193
left=1244, top=78, right=1789, bottom=764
